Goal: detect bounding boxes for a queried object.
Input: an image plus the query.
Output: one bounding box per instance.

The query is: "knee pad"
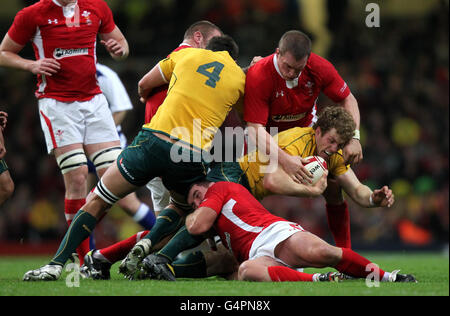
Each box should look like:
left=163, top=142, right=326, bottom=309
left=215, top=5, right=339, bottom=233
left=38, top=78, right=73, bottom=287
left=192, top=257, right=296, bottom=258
left=89, top=146, right=122, bottom=171
left=56, top=149, right=88, bottom=174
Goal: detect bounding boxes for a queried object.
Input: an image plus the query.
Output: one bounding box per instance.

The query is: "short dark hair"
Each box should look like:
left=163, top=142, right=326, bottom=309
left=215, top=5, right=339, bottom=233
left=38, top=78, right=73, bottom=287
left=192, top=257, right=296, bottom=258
left=313, top=107, right=356, bottom=145
left=184, top=20, right=223, bottom=40
left=206, top=35, right=239, bottom=60
left=278, top=30, right=311, bottom=60
left=186, top=179, right=211, bottom=201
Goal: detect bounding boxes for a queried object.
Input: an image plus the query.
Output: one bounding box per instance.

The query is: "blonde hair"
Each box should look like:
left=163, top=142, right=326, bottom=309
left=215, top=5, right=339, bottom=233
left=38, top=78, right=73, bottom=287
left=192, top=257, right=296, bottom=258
left=313, top=107, right=356, bottom=145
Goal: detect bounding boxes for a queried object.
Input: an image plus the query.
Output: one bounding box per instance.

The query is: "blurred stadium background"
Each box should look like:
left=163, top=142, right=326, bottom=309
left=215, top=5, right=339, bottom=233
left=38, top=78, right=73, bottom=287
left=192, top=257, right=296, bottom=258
left=0, top=0, right=448, bottom=254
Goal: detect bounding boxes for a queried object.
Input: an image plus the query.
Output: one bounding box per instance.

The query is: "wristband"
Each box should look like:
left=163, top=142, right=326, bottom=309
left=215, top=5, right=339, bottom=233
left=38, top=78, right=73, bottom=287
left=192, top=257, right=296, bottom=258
left=353, top=129, right=360, bottom=141
left=369, top=194, right=375, bottom=207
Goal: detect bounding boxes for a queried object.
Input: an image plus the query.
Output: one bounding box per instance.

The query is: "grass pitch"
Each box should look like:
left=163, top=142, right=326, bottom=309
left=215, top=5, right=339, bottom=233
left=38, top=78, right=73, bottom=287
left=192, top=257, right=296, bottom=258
left=0, top=252, right=448, bottom=297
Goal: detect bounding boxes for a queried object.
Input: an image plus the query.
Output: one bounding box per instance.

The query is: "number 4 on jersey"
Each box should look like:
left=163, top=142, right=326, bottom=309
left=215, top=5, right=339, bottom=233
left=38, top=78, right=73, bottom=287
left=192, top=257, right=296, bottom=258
left=197, top=61, right=224, bottom=88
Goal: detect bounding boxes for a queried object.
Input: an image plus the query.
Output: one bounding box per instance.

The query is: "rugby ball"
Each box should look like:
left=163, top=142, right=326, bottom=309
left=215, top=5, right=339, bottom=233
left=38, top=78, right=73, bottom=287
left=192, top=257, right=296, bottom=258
left=303, top=156, right=328, bottom=185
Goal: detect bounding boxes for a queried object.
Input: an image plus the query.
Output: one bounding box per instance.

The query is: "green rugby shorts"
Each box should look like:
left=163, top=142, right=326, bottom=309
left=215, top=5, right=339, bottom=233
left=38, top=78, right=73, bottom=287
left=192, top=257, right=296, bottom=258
left=117, top=129, right=208, bottom=195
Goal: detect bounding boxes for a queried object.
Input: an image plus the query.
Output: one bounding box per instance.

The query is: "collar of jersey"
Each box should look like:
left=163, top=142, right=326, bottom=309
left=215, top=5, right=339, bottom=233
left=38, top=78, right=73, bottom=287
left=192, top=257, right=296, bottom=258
left=273, top=54, right=302, bottom=89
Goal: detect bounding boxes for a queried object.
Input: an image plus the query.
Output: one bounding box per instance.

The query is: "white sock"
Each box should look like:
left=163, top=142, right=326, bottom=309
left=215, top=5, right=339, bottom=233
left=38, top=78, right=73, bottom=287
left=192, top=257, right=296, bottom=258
left=312, top=273, right=320, bottom=282
left=133, top=204, right=150, bottom=222
left=93, top=250, right=110, bottom=263
left=381, top=271, right=391, bottom=282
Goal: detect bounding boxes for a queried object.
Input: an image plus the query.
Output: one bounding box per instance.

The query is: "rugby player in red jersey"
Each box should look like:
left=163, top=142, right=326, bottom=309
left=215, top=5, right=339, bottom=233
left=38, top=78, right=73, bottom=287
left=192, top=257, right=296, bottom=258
left=244, top=30, right=362, bottom=248
left=185, top=181, right=416, bottom=283
left=0, top=0, right=128, bottom=264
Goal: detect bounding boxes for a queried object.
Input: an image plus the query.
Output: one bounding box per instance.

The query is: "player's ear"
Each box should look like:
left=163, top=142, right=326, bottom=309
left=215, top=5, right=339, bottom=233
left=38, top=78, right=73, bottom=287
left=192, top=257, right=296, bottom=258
left=193, top=31, right=203, bottom=47
left=315, top=126, right=322, bottom=137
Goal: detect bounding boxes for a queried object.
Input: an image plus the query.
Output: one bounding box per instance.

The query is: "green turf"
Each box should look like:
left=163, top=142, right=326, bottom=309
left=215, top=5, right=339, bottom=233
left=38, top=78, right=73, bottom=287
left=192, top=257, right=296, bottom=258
left=0, top=252, right=448, bottom=296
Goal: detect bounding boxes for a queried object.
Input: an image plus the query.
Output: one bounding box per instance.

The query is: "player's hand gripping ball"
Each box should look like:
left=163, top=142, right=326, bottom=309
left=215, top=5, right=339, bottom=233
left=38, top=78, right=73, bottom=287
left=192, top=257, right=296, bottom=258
left=303, top=156, right=328, bottom=185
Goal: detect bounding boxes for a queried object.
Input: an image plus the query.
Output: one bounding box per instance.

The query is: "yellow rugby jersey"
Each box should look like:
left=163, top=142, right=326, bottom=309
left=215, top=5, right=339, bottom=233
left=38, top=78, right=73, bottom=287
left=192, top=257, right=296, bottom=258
left=239, top=127, right=349, bottom=200
left=144, top=48, right=246, bottom=151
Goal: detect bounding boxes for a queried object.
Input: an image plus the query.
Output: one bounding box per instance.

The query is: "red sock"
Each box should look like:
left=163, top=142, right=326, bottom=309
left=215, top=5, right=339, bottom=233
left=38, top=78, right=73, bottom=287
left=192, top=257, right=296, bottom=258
left=335, top=248, right=385, bottom=279
left=268, top=266, right=314, bottom=282
left=99, top=230, right=150, bottom=263
left=65, top=198, right=89, bottom=265
left=326, top=201, right=351, bottom=248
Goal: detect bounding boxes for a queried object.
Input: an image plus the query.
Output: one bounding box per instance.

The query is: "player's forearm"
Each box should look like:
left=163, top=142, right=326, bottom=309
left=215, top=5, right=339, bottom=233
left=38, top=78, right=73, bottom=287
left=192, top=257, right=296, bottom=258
left=348, top=184, right=374, bottom=208
left=339, top=93, right=360, bottom=129
left=246, top=123, right=281, bottom=162
left=263, top=169, right=322, bottom=198
left=138, top=64, right=166, bottom=100
left=0, top=51, right=34, bottom=72
left=186, top=212, right=208, bottom=235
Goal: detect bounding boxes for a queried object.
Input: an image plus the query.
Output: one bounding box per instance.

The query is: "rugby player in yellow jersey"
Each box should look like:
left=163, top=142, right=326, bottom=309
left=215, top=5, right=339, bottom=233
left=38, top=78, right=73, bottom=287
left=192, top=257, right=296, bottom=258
left=23, top=35, right=246, bottom=281
left=239, top=106, right=394, bottom=208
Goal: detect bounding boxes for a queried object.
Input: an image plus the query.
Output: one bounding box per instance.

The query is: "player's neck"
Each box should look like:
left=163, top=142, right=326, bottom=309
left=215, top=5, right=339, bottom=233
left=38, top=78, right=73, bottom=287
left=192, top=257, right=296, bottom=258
left=54, top=0, right=77, bottom=7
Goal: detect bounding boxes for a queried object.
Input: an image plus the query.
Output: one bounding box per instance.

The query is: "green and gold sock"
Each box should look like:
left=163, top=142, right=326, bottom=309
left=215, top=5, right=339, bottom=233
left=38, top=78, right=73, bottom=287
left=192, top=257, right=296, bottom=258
left=50, top=210, right=97, bottom=266
left=143, top=208, right=184, bottom=245
left=157, top=225, right=205, bottom=262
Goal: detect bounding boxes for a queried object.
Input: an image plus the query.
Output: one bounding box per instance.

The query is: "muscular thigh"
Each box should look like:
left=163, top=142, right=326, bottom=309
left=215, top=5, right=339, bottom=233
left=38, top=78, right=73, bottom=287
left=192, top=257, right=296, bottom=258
left=276, top=231, right=337, bottom=268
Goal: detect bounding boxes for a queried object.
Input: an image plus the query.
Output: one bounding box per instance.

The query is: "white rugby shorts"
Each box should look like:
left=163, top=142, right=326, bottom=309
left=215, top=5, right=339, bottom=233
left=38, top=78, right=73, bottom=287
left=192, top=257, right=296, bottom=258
left=249, top=221, right=305, bottom=266
left=38, top=94, right=119, bottom=153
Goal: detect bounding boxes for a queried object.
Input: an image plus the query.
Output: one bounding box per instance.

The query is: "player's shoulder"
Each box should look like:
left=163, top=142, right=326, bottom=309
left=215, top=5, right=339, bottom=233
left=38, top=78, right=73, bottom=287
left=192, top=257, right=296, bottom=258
left=168, top=47, right=197, bottom=58
left=280, top=126, right=314, bottom=138
left=305, top=52, right=337, bottom=75
left=247, top=54, right=275, bottom=77
left=210, top=181, right=243, bottom=194
left=277, top=127, right=314, bottom=145
left=77, top=0, right=111, bottom=15
left=80, top=0, right=110, bottom=7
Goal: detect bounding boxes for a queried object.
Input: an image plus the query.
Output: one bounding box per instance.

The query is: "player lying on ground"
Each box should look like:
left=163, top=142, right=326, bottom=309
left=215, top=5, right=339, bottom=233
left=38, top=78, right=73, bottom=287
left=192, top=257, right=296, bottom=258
left=184, top=181, right=416, bottom=283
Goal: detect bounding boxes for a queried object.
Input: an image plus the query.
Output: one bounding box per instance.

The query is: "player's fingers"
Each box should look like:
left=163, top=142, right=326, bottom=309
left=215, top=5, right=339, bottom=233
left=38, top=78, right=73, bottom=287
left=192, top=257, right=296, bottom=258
left=41, top=62, right=60, bottom=72
left=42, top=64, right=59, bottom=72
left=42, top=58, right=61, bottom=68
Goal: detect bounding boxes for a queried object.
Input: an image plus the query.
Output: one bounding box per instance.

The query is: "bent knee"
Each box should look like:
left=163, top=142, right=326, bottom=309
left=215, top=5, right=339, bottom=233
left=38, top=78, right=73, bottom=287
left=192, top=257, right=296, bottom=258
left=238, top=261, right=270, bottom=282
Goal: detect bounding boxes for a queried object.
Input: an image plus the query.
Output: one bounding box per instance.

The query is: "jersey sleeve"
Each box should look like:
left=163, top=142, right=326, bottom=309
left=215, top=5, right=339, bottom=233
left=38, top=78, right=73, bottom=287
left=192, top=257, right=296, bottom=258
left=158, top=54, right=177, bottom=83
left=98, top=0, right=116, bottom=34
left=198, top=183, right=227, bottom=215
left=7, top=7, right=36, bottom=46
left=243, top=65, right=271, bottom=125
left=316, top=56, right=350, bottom=103
left=329, top=151, right=349, bottom=176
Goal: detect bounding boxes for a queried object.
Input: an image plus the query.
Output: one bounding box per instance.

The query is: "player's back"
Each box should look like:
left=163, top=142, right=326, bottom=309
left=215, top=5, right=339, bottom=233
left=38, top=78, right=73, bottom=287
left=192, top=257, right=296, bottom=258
left=203, top=182, right=285, bottom=262
left=145, top=48, right=245, bottom=151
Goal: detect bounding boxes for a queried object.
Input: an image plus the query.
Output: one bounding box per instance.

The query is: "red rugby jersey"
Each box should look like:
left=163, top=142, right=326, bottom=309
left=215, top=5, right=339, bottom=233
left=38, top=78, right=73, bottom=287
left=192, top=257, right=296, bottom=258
left=199, top=182, right=287, bottom=263
left=8, top=0, right=116, bottom=102
left=244, top=52, right=350, bottom=132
